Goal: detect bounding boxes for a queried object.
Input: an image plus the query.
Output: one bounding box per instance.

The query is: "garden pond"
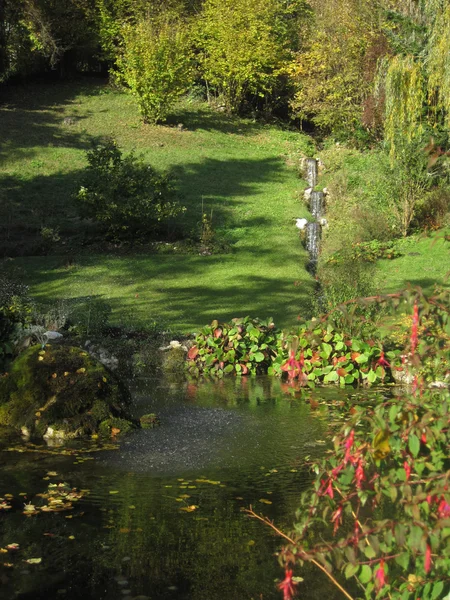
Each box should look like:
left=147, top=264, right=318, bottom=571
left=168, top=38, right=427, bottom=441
left=0, top=376, right=364, bottom=600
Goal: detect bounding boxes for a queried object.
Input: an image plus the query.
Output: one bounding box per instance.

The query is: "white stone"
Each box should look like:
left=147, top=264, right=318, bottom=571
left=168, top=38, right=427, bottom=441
left=303, top=187, right=312, bottom=200
left=295, top=218, right=308, bottom=230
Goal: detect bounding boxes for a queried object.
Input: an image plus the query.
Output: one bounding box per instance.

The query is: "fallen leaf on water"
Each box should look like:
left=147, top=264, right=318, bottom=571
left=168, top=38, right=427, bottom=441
left=111, top=428, right=120, bottom=437
left=64, top=372, right=69, bottom=376
left=2, top=562, right=13, bottom=567
left=178, top=494, right=190, bottom=499
left=47, top=472, right=58, bottom=476
left=38, top=356, right=44, bottom=361
left=0, top=548, right=7, bottom=553
left=109, top=491, right=119, bottom=495
left=259, top=499, right=272, bottom=505
left=24, top=558, right=42, bottom=564
left=128, top=505, right=136, bottom=509
left=6, top=544, right=19, bottom=550
left=68, top=536, right=75, bottom=540
left=179, top=505, right=198, bottom=512
left=51, top=373, right=57, bottom=379
left=119, top=528, right=130, bottom=534
left=76, top=368, right=86, bottom=374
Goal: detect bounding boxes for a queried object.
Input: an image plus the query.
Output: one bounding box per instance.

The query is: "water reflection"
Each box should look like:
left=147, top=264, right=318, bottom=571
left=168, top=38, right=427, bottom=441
left=0, top=377, right=340, bottom=600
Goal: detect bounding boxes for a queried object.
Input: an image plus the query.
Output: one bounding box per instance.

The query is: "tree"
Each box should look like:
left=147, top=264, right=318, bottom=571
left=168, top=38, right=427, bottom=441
left=115, top=15, right=194, bottom=124
left=289, top=0, right=384, bottom=133
left=379, top=0, right=450, bottom=160
left=196, top=0, right=302, bottom=113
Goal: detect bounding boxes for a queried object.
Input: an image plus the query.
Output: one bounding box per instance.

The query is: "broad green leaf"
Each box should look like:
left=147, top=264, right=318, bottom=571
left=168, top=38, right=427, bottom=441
left=408, top=434, right=420, bottom=457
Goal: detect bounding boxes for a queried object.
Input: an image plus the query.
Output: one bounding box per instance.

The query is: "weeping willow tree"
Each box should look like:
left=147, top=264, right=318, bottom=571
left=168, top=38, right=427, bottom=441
left=426, top=1, right=450, bottom=128
left=383, top=54, right=426, bottom=160
left=381, top=0, right=450, bottom=160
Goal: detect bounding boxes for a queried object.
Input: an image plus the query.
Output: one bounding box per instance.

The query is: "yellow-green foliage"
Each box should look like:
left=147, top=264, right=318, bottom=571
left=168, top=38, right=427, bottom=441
left=288, top=0, right=380, bottom=132
left=0, top=345, right=131, bottom=437
left=381, top=0, right=450, bottom=159
left=116, top=16, right=194, bottom=124
left=384, top=55, right=425, bottom=160
left=197, top=0, right=290, bottom=112
left=426, top=3, right=450, bottom=128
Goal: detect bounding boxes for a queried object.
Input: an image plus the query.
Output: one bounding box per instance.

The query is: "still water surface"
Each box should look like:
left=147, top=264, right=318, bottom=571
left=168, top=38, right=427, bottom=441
left=0, top=377, right=343, bottom=600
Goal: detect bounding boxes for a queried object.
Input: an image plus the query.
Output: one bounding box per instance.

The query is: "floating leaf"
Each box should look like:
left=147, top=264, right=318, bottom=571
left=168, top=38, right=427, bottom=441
left=179, top=505, right=198, bottom=512
left=259, top=498, right=272, bottom=505
left=109, top=491, right=119, bottom=495
left=24, top=558, right=42, bottom=564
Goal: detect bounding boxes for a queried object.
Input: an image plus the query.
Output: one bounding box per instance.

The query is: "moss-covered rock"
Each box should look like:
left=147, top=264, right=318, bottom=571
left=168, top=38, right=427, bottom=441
left=140, top=413, right=160, bottom=428
left=0, top=344, right=135, bottom=439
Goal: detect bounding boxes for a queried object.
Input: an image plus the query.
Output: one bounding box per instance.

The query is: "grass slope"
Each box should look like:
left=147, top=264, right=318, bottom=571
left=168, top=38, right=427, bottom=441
left=0, top=80, right=315, bottom=332
left=376, top=233, right=449, bottom=295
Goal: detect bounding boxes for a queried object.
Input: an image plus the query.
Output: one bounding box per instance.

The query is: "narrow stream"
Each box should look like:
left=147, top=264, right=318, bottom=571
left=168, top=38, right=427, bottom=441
left=0, top=377, right=345, bottom=600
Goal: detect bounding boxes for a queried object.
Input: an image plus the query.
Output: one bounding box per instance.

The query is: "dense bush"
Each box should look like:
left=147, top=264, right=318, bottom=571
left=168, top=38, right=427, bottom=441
left=76, top=141, right=185, bottom=240
left=115, top=17, right=194, bottom=124
left=264, top=386, right=450, bottom=600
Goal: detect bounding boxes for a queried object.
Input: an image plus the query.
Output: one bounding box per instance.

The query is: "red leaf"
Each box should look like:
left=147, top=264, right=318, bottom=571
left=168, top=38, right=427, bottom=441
left=187, top=346, right=199, bottom=360
left=214, top=327, right=223, bottom=339
left=337, top=368, right=347, bottom=377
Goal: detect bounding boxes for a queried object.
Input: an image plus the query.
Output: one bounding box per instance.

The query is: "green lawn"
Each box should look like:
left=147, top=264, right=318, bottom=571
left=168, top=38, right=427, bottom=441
left=1, top=80, right=316, bottom=332
left=376, top=232, right=450, bottom=295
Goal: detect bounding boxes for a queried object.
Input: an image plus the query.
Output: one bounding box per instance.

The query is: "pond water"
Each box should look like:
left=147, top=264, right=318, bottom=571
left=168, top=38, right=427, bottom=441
left=0, top=377, right=347, bottom=600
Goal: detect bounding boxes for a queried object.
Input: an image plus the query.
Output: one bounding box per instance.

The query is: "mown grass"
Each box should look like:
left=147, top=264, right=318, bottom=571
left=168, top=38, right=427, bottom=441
left=376, top=232, right=450, bottom=295
left=1, top=79, right=316, bottom=331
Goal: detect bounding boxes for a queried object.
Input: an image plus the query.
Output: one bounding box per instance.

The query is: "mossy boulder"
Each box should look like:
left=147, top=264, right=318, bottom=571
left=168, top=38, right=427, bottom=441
left=0, top=344, right=135, bottom=439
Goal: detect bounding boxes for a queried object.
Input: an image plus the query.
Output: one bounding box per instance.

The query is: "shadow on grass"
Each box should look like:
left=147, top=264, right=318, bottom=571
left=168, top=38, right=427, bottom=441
left=1, top=152, right=288, bottom=255
left=167, top=103, right=265, bottom=136
left=0, top=79, right=107, bottom=166
left=17, top=243, right=313, bottom=330
left=398, top=278, right=450, bottom=293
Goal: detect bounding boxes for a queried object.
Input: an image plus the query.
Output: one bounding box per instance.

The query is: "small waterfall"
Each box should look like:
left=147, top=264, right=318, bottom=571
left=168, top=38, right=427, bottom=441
left=304, top=158, right=318, bottom=188
left=306, top=222, right=321, bottom=273
left=302, top=158, right=326, bottom=275
left=310, top=191, right=324, bottom=220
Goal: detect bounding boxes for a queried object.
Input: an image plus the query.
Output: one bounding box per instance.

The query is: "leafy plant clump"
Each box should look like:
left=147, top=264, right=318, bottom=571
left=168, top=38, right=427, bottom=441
left=186, top=317, right=280, bottom=377
left=271, top=325, right=396, bottom=387
left=186, top=316, right=396, bottom=386
left=0, top=344, right=134, bottom=439
left=76, top=141, right=185, bottom=241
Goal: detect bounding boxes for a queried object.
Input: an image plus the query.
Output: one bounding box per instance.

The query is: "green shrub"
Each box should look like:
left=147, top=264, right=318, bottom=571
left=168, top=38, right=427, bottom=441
left=0, top=275, right=33, bottom=371
left=115, top=17, right=194, bottom=124
left=76, top=141, right=185, bottom=240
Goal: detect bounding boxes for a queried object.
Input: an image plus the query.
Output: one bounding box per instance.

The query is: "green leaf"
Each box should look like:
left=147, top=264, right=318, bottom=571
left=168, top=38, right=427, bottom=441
left=359, top=564, right=372, bottom=584
left=253, top=352, right=265, bottom=363
left=344, top=563, right=359, bottom=579
left=408, top=434, right=420, bottom=457
left=432, top=581, right=444, bottom=599
left=395, top=552, right=410, bottom=570
left=367, top=369, right=377, bottom=383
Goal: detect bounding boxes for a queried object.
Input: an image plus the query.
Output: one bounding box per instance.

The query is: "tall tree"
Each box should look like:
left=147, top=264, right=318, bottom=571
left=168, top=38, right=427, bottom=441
left=197, top=0, right=307, bottom=113
left=289, top=0, right=384, bottom=133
